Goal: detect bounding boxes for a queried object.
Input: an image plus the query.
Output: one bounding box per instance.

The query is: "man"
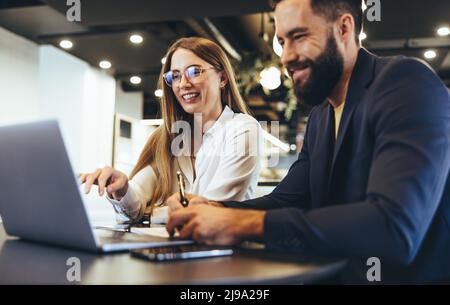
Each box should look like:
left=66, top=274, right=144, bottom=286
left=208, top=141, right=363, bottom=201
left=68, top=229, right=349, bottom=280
left=166, top=0, right=450, bottom=283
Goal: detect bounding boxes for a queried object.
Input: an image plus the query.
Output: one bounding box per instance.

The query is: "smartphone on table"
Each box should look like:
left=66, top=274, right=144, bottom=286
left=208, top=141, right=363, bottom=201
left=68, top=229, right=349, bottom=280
left=130, top=246, right=234, bottom=262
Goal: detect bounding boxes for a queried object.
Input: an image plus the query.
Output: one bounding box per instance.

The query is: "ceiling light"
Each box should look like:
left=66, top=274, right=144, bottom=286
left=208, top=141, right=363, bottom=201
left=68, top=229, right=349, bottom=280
left=130, top=76, right=142, bottom=85
left=437, top=26, right=450, bottom=37
left=154, top=89, right=163, bottom=97
left=359, top=32, right=367, bottom=41
left=276, top=101, right=287, bottom=111
left=161, top=57, right=167, bottom=65
left=59, top=40, right=73, bottom=49
left=260, top=66, right=282, bottom=90
left=273, top=35, right=283, bottom=57
left=424, top=50, right=437, bottom=60
left=129, top=34, right=143, bottom=44
left=99, top=60, right=112, bottom=69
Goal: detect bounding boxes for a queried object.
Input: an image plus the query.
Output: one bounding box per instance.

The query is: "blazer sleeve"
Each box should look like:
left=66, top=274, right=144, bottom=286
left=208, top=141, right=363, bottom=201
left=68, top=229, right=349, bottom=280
left=262, top=59, right=450, bottom=265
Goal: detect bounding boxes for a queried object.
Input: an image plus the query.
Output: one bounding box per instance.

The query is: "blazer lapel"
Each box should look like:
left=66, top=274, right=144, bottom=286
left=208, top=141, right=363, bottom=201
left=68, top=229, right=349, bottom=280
left=329, top=48, right=376, bottom=175
left=311, top=104, right=335, bottom=207
left=332, top=48, right=375, bottom=163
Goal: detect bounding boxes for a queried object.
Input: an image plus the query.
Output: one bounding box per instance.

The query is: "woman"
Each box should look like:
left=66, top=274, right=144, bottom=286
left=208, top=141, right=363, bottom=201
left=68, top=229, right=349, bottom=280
left=81, top=37, right=263, bottom=224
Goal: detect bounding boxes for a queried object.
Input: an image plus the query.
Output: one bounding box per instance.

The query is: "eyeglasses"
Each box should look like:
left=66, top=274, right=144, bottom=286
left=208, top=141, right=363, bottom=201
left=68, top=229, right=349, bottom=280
left=163, top=65, right=216, bottom=87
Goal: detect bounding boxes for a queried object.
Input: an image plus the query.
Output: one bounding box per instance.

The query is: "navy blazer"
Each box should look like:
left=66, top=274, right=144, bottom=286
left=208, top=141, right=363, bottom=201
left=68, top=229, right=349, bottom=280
left=225, top=48, right=450, bottom=283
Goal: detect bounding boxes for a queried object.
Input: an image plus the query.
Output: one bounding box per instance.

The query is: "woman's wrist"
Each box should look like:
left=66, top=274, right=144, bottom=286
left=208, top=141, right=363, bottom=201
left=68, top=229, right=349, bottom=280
left=110, top=183, right=129, bottom=200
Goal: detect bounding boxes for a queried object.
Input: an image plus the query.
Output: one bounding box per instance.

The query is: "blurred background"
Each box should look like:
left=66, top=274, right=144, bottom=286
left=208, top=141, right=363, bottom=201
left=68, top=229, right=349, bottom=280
left=0, top=0, right=449, bottom=208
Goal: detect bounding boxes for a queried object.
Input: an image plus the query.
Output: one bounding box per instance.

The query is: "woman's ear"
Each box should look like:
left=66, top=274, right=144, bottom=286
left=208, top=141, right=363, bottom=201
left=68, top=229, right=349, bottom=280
left=219, top=71, right=228, bottom=88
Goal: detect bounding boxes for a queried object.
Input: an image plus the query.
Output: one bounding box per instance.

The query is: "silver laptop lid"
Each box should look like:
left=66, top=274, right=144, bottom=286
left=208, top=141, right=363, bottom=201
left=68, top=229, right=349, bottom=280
left=0, top=120, right=98, bottom=251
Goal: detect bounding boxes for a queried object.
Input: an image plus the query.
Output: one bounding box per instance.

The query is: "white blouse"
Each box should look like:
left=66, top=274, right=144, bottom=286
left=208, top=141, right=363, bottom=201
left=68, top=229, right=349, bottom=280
left=108, top=106, right=263, bottom=224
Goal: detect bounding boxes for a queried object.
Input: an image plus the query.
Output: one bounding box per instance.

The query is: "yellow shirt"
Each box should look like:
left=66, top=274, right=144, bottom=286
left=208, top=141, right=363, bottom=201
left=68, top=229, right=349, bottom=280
left=334, top=101, right=345, bottom=139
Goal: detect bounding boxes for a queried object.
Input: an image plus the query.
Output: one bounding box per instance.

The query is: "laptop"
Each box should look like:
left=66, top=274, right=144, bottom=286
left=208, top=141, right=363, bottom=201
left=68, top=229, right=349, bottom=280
left=0, top=120, right=193, bottom=253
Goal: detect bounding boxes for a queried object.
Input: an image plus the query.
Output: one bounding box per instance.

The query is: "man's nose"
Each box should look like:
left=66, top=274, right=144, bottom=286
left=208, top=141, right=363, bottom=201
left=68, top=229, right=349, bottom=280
left=280, top=42, right=298, bottom=68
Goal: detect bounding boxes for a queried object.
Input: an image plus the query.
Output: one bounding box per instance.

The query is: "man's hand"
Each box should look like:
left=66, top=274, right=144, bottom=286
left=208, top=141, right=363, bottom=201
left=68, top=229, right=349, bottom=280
left=166, top=192, right=223, bottom=212
left=166, top=205, right=265, bottom=246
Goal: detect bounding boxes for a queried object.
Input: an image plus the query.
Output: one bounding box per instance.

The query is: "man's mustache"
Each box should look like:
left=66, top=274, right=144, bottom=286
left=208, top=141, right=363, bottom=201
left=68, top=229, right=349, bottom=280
left=287, top=60, right=314, bottom=74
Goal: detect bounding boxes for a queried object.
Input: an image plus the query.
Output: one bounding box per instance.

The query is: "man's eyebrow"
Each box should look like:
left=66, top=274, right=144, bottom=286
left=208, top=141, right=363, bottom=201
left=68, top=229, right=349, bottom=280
left=282, top=27, right=309, bottom=39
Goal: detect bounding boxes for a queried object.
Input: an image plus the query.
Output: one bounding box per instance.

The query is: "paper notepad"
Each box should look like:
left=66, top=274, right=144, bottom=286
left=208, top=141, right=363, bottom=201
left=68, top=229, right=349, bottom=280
left=130, top=226, right=179, bottom=238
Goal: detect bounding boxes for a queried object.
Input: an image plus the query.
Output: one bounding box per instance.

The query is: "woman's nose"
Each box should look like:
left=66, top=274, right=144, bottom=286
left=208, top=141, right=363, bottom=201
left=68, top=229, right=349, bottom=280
left=178, top=73, right=192, bottom=89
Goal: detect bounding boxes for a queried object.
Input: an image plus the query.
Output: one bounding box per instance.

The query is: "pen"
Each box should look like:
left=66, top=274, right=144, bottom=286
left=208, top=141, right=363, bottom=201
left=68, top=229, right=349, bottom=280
left=177, top=171, right=189, bottom=207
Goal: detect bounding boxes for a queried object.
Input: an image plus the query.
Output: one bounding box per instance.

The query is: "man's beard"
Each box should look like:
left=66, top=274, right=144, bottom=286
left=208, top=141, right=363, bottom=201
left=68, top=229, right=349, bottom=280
left=290, top=33, right=344, bottom=107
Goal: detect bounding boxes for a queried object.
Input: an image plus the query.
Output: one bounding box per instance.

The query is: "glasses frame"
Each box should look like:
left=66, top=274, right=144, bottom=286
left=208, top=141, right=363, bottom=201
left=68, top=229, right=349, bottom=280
left=163, top=65, right=216, bottom=87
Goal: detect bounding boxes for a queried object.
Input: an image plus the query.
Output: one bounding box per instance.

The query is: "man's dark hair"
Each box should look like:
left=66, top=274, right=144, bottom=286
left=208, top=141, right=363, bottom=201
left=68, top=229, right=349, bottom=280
left=270, top=0, right=363, bottom=44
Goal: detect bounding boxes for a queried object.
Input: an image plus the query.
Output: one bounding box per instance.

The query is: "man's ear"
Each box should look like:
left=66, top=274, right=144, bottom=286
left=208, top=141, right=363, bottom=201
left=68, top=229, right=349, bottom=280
left=337, top=13, right=355, bottom=44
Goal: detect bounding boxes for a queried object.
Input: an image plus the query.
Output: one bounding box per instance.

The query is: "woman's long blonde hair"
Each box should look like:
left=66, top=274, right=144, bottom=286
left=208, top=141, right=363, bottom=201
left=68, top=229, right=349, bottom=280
left=129, top=37, right=250, bottom=212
